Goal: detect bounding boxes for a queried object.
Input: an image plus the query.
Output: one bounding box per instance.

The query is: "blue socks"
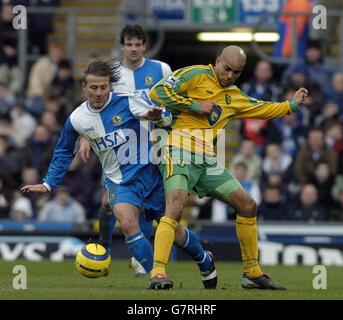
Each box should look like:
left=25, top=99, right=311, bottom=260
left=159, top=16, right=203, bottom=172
left=178, top=228, right=212, bottom=273
left=99, top=210, right=153, bottom=251
left=125, top=231, right=153, bottom=273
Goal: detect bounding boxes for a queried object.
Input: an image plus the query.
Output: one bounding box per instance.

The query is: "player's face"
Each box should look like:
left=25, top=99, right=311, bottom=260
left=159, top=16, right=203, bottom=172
left=83, top=75, right=110, bottom=109
left=215, top=57, right=244, bottom=88
left=121, top=36, right=146, bottom=64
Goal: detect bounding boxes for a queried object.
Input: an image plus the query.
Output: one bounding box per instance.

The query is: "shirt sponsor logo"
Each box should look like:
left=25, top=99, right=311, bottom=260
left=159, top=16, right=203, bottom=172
left=94, top=129, right=127, bottom=151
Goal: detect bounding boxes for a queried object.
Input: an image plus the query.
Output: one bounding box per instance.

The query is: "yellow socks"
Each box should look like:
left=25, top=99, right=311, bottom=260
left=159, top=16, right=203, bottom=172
left=236, top=215, right=262, bottom=278
left=151, top=216, right=178, bottom=278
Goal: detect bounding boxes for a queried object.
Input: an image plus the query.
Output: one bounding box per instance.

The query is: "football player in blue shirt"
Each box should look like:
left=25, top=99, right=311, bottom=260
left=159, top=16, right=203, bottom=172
left=79, top=24, right=172, bottom=276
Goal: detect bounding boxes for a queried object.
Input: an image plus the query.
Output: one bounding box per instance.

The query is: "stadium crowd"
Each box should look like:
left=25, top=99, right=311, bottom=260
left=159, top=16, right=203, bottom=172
left=0, top=1, right=342, bottom=225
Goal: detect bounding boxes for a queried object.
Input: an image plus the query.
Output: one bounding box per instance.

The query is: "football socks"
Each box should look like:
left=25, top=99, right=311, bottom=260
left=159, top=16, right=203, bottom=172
left=236, top=215, right=263, bottom=278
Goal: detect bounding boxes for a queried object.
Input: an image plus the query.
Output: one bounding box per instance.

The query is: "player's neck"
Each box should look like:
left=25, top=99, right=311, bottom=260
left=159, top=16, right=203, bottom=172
left=122, top=57, right=144, bottom=70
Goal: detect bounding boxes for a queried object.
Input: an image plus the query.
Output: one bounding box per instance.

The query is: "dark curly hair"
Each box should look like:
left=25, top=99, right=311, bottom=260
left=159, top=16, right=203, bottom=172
left=120, top=24, right=146, bottom=45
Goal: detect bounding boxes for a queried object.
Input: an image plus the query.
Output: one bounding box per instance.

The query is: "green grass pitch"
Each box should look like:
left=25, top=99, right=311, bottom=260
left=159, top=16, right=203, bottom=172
left=0, top=259, right=342, bottom=300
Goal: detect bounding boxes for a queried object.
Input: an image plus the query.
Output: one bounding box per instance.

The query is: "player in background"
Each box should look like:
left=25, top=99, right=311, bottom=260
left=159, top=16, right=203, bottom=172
left=79, top=25, right=172, bottom=276
left=21, top=60, right=217, bottom=289
left=148, top=45, right=308, bottom=290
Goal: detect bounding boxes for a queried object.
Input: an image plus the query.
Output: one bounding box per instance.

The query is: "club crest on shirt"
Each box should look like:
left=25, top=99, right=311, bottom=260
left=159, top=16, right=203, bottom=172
left=208, top=104, right=222, bottom=126
left=145, top=76, right=153, bottom=85
left=112, top=115, right=122, bottom=125
left=84, top=127, right=99, bottom=139
left=225, top=94, right=231, bottom=105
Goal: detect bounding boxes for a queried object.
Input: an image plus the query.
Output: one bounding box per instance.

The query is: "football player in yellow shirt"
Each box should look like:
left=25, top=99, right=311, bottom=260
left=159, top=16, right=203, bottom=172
left=148, top=45, right=308, bottom=290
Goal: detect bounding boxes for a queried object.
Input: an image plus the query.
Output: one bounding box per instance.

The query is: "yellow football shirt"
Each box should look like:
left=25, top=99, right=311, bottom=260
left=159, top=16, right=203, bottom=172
left=149, top=64, right=296, bottom=156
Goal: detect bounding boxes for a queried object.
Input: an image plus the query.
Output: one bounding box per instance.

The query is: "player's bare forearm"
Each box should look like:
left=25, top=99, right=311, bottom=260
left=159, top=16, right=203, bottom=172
left=78, top=137, right=91, bottom=163
left=20, top=184, right=49, bottom=193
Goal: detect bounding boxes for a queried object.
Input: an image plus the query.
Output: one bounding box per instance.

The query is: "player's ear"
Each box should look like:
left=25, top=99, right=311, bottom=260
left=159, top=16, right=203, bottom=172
left=81, top=80, right=87, bottom=89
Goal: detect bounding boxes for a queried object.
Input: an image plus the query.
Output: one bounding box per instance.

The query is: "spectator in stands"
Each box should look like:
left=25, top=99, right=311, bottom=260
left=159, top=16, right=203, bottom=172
left=229, top=139, right=262, bottom=182
left=258, top=185, right=288, bottom=221
left=272, top=113, right=307, bottom=157
left=331, top=176, right=343, bottom=221
left=44, top=59, right=80, bottom=115
left=233, top=162, right=261, bottom=206
left=239, top=118, right=274, bottom=156
left=326, top=72, right=343, bottom=117
left=21, top=166, right=47, bottom=215
left=303, top=40, right=336, bottom=91
left=0, top=82, right=16, bottom=115
left=324, top=120, right=343, bottom=173
left=0, top=2, right=23, bottom=96
left=26, top=43, right=65, bottom=99
left=210, top=162, right=263, bottom=223
left=10, top=194, right=33, bottom=221
left=314, top=101, right=340, bottom=129
left=272, top=88, right=308, bottom=156
left=21, top=124, right=55, bottom=176
left=10, top=104, right=37, bottom=147
left=332, top=175, right=343, bottom=203
left=0, top=113, right=18, bottom=147
left=38, top=186, right=86, bottom=224
left=262, top=143, right=292, bottom=178
left=39, top=110, right=61, bottom=141
left=242, top=60, right=280, bottom=101
left=0, top=174, right=11, bottom=218
left=0, top=135, right=21, bottom=182
left=62, top=156, right=94, bottom=218
left=282, top=64, right=325, bottom=122
left=0, top=3, right=17, bottom=53
left=29, top=0, right=59, bottom=54
left=330, top=190, right=343, bottom=221
left=287, top=184, right=328, bottom=222
left=43, top=89, right=68, bottom=124
left=294, top=128, right=337, bottom=184
left=310, top=162, right=335, bottom=207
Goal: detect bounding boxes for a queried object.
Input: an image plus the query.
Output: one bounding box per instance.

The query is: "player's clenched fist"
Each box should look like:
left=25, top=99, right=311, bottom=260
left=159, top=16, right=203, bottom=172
left=199, top=101, right=216, bottom=115
left=293, top=87, right=308, bottom=106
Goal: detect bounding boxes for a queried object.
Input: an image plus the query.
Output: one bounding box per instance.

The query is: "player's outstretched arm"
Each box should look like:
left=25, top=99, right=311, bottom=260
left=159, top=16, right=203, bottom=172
left=21, top=184, right=49, bottom=193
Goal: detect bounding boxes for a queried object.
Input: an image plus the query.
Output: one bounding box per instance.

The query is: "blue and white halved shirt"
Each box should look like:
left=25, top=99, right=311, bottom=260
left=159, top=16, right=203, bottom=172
left=43, top=92, right=158, bottom=190
left=113, top=58, right=172, bottom=104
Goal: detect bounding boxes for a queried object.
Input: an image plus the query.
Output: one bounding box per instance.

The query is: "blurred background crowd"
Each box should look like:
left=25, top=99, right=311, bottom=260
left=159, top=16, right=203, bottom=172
left=0, top=0, right=342, bottom=226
